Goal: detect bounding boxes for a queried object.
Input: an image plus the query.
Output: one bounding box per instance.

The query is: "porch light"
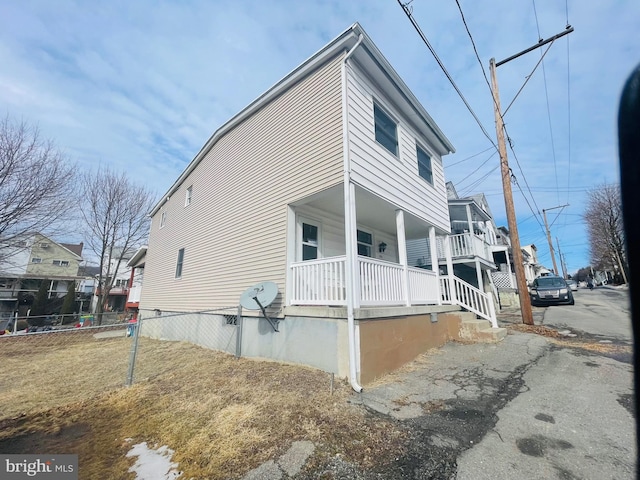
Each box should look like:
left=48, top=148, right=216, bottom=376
left=378, top=242, right=387, bottom=253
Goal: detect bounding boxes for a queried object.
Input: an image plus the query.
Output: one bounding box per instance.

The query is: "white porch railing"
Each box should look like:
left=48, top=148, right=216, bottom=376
left=440, top=275, right=497, bottom=327
left=290, top=256, right=347, bottom=306
left=437, top=233, right=491, bottom=261
left=127, top=285, right=143, bottom=303
left=290, top=256, right=440, bottom=307
left=358, top=257, right=404, bottom=305
left=407, top=266, right=440, bottom=304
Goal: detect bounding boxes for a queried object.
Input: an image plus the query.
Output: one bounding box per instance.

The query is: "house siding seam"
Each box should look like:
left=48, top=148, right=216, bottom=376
left=345, top=63, right=450, bottom=233
left=141, top=55, right=345, bottom=314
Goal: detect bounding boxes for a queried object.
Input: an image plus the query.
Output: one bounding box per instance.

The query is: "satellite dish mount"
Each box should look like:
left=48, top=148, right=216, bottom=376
left=239, top=281, right=280, bottom=332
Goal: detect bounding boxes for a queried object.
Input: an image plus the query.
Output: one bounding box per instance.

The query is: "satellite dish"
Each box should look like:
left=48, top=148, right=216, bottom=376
left=240, top=281, right=278, bottom=310
left=239, top=281, right=280, bottom=332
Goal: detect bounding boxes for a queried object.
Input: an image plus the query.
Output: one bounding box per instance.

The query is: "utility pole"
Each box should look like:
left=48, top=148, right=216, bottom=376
left=556, top=237, right=567, bottom=279
left=489, top=25, right=573, bottom=326
left=542, top=204, right=568, bottom=275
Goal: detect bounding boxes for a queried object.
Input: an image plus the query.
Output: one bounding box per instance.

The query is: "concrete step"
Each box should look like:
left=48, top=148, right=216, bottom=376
left=459, top=318, right=507, bottom=343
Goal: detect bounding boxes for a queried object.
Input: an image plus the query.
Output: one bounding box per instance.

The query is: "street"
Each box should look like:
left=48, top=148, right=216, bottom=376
left=357, top=286, right=635, bottom=479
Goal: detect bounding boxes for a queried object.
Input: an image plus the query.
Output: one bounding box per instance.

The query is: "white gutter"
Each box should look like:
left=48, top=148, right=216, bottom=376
left=342, top=33, right=364, bottom=392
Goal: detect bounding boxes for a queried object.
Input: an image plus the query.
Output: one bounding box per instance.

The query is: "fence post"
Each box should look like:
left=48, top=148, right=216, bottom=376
left=126, top=314, right=142, bottom=386
left=235, top=305, right=243, bottom=358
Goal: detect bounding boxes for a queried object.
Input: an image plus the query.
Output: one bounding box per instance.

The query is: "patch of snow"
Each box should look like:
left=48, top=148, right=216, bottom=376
left=126, top=441, right=182, bottom=480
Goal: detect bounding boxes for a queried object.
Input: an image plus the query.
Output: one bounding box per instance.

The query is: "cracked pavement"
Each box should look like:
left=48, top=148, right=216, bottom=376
left=356, top=328, right=635, bottom=479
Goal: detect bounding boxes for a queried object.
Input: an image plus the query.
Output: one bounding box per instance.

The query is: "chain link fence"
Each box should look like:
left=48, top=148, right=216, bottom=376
left=127, top=308, right=240, bottom=385
left=0, top=308, right=241, bottom=419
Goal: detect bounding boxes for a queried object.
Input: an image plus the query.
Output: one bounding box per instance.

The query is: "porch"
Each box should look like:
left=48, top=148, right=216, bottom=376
left=289, top=254, right=497, bottom=327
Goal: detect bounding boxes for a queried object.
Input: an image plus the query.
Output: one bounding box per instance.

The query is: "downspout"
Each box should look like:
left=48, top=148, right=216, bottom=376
left=342, top=33, right=364, bottom=392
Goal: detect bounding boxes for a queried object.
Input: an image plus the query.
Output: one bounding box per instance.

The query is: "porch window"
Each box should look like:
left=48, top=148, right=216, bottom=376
left=302, top=223, right=319, bottom=260
left=357, top=230, right=373, bottom=257
left=417, top=145, right=433, bottom=185
left=175, top=248, right=185, bottom=278
left=374, top=104, right=398, bottom=156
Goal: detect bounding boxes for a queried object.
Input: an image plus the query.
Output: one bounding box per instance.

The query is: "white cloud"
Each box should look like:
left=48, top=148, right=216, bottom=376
left=1, top=0, right=638, bottom=271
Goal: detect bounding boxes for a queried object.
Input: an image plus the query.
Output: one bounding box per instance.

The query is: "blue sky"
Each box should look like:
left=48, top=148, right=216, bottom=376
left=1, top=0, right=638, bottom=275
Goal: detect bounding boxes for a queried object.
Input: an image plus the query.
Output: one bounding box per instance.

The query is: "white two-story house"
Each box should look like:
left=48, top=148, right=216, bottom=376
left=140, top=23, right=503, bottom=388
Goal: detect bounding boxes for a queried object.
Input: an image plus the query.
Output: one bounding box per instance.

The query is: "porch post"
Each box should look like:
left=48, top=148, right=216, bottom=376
left=395, top=209, right=411, bottom=306
left=345, top=182, right=360, bottom=308
left=465, top=204, right=474, bottom=232
left=429, top=226, right=441, bottom=305
left=285, top=205, right=296, bottom=306
left=444, top=235, right=456, bottom=302
left=475, top=258, right=484, bottom=291
left=505, top=248, right=515, bottom=288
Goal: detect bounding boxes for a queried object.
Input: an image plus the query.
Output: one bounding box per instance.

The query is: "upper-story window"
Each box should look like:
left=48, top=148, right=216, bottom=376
left=417, top=145, right=433, bottom=185
left=374, top=104, right=398, bottom=156
left=31, top=257, right=42, bottom=264
left=160, top=211, right=166, bottom=228
left=52, top=260, right=70, bottom=267
left=185, top=186, right=193, bottom=207
left=175, top=248, right=185, bottom=278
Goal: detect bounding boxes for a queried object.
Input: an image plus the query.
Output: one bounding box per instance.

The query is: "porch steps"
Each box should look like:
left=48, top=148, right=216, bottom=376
left=458, top=312, right=507, bottom=343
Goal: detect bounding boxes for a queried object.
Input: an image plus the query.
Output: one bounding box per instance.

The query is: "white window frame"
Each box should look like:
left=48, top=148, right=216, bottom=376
left=175, top=248, right=185, bottom=278
left=52, top=260, right=70, bottom=267
left=185, top=186, right=193, bottom=207
left=416, top=144, right=433, bottom=185
left=356, top=228, right=374, bottom=258
left=160, top=211, right=167, bottom=228
left=31, top=257, right=42, bottom=264
left=298, top=218, right=322, bottom=261
left=373, top=103, right=398, bottom=156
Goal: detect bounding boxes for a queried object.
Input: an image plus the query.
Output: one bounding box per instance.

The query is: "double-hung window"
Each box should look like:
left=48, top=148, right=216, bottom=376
left=301, top=222, right=319, bottom=261
left=53, top=260, right=70, bottom=267
left=417, top=145, right=433, bottom=185
left=374, top=104, right=398, bottom=156
left=357, top=229, right=373, bottom=257
left=175, top=248, right=185, bottom=278
left=185, top=186, right=193, bottom=207
left=160, top=211, right=166, bottom=228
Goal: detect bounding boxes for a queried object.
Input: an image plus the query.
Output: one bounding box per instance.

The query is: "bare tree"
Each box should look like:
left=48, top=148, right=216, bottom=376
left=80, top=168, right=155, bottom=321
left=0, top=116, right=76, bottom=262
left=584, top=183, right=628, bottom=283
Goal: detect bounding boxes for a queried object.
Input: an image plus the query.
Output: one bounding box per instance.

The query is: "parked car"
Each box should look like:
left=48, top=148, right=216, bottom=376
left=529, top=276, right=575, bottom=306
left=565, top=279, right=578, bottom=291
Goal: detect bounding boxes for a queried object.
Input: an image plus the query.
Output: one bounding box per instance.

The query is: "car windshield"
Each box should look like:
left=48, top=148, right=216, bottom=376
left=536, top=277, right=566, bottom=287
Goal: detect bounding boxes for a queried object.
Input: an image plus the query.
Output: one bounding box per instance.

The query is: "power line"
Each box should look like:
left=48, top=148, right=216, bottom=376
left=532, top=0, right=561, bottom=204
left=445, top=146, right=495, bottom=167
left=397, top=0, right=498, bottom=149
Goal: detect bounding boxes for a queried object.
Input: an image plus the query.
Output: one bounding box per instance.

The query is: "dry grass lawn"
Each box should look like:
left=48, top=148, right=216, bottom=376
left=0, top=331, right=406, bottom=479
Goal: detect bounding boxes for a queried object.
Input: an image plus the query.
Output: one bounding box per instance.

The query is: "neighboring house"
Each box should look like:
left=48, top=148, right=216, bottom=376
left=521, top=244, right=551, bottom=282
left=0, top=233, right=84, bottom=317
left=125, top=246, right=146, bottom=318
left=407, top=182, right=510, bottom=302
left=140, top=23, right=503, bottom=387
left=92, top=247, right=136, bottom=313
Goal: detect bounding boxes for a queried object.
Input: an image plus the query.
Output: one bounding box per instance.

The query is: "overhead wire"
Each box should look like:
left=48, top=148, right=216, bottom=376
left=532, top=0, right=561, bottom=204
left=453, top=0, right=546, bottom=230
left=445, top=146, right=495, bottom=167
left=397, top=0, right=498, bottom=149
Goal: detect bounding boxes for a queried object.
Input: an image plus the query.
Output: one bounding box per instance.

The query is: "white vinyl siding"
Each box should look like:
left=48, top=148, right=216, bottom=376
left=294, top=204, right=399, bottom=264
left=345, top=63, right=450, bottom=232
left=142, top=56, right=345, bottom=313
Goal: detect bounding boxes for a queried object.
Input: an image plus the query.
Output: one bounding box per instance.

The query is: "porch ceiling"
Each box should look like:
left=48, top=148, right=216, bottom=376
left=292, top=184, right=444, bottom=239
